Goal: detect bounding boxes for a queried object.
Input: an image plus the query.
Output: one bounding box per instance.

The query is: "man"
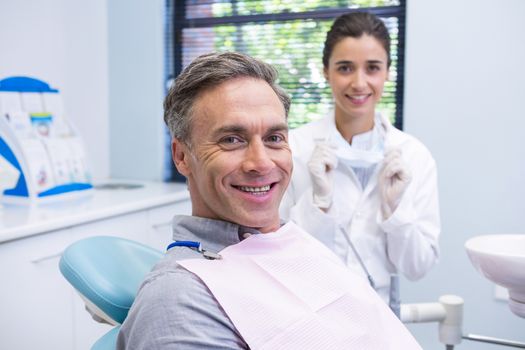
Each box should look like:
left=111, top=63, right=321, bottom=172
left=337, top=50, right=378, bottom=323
left=117, top=52, right=420, bottom=349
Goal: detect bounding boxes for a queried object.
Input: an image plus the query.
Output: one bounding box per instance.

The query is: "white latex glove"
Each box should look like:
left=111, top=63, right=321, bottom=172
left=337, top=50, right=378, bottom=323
left=379, top=148, right=412, bottom=219
left=308, top=142, right=338, bottom=210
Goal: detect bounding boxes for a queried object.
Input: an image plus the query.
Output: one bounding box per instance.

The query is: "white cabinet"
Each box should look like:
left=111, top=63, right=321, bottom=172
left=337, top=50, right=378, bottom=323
left=0, top=195, right=191, bottom=350
left=0, top=228, right=76, bottom=350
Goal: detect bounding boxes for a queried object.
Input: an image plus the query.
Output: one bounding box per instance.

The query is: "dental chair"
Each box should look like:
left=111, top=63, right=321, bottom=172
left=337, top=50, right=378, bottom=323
left=59, top=236, right=164, bottom=350
left=63, top=236, right=525, bottom=350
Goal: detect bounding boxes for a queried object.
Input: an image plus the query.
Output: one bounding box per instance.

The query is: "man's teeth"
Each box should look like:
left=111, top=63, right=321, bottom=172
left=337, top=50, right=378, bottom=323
left=238, top=185, right=271, bottom=193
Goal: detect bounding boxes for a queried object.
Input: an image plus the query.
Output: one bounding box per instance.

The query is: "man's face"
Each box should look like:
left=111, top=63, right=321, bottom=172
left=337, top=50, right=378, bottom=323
left=172, top=77, right=292, bottom=233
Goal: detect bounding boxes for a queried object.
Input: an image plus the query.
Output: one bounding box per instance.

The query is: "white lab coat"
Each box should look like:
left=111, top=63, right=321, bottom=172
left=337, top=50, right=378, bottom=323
left=280, top=112, right=440, bottom=301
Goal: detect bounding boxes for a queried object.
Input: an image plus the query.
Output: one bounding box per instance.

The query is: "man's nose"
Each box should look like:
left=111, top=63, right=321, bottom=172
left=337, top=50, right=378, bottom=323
left=242, top=139, right=273, bottom=174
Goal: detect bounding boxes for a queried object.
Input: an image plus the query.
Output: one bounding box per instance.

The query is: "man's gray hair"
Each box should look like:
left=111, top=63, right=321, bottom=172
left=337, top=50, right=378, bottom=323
left=164, top=51, right=291, bottom=144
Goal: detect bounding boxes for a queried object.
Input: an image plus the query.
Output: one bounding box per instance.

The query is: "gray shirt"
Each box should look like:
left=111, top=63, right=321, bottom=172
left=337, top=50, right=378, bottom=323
left=117, top=215, right=261, bottom=350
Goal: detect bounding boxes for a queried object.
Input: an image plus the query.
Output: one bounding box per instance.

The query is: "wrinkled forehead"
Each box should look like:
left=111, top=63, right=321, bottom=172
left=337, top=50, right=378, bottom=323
left=190, top=77, right=287, bottom=136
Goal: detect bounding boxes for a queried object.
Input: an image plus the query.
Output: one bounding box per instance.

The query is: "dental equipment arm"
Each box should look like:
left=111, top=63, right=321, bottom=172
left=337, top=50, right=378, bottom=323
left=401, top=295, right=525, bottom=349
left=401, top=295, right=464, bottom=348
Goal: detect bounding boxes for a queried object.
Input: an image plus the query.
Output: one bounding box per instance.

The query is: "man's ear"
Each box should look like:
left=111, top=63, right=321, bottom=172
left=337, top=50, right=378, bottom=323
left=323, top=67, right=329, bottom=82
left=172, top=139, right=191, bottom=177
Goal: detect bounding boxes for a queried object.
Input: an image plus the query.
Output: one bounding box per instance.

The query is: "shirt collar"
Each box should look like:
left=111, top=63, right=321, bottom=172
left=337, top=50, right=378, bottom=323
left=172, top=215, right=262, bottom=253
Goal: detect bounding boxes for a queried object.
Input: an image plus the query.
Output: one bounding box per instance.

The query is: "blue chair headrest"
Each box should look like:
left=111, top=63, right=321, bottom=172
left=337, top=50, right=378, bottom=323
left=59, top=236, right=163, bottom=324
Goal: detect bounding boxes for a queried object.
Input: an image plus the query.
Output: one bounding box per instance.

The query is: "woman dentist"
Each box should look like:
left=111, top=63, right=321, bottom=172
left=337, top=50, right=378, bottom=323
left=280, top=12, right=440, bottom=303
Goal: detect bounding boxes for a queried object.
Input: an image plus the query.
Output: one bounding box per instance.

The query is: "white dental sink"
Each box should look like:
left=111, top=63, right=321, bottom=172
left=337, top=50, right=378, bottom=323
left=465, top=234, right=525, bottom=318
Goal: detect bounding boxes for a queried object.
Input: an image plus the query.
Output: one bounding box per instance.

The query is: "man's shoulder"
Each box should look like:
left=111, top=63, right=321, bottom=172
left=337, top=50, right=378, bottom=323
left=141, top=257, right=210, bottom=302
left=138, top=255, right=234, bottom=323
left=119, top=257, right=243, bottom=349
left=116, top=255, right=211, bottom=333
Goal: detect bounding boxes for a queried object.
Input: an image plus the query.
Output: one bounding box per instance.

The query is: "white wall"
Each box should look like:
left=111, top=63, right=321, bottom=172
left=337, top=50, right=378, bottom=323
left=107, top=0, right=165, bottom=181
left=403, top=0, right=525, bottom=348
left=0, top=0, right=110, bottom=180
left=0, top=0, right=166, bottom=182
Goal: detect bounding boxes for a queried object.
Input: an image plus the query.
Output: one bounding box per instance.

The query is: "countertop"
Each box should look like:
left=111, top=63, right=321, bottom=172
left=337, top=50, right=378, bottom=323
left=0, top=179, right=190, bottom=243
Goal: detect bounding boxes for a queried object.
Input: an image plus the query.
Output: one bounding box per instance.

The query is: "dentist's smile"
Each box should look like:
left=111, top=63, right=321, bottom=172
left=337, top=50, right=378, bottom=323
left=345, top=93, right=372, bottom=105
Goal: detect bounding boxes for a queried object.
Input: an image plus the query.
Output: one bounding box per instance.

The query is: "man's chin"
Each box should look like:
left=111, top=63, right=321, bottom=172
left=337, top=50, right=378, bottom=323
left=233, top=212, right=281, bottom=233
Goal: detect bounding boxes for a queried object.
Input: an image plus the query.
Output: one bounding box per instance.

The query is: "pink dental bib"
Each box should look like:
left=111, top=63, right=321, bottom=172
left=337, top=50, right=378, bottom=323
left=178, top=222, right=421, bottom=350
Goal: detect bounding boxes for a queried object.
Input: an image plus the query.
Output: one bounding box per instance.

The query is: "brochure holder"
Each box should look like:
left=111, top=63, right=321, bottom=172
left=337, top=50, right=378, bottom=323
left=0, top=76, right=92, bottom=202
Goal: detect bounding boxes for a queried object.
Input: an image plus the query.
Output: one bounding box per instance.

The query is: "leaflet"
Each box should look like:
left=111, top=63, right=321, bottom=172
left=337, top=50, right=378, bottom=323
left=18, top=138, right=55, bottom=193
left=21, top=92, right=43, bottom=113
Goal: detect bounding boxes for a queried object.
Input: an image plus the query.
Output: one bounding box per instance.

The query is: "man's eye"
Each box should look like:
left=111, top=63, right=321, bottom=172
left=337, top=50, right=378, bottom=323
left=266, top=135, right=284, bottom=143
left=265, top=134, right=287, bottom=148
left=219, top=136, right=246, bottom=149
left=221, top=136, right=242, bottom=144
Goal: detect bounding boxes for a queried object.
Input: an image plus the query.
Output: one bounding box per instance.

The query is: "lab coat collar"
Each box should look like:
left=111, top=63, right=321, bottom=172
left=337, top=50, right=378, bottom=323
left=322, top=110, right=405, bottom=151
left=322, top=110, right=388, bottom=143
left=324, top=110, right=386, bottom=169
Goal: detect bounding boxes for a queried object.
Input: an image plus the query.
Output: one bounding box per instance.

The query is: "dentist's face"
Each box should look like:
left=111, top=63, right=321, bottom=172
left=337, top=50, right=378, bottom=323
left=324, top=34, right=389, bottom=124
left=172, top=77, right=292, bottom=233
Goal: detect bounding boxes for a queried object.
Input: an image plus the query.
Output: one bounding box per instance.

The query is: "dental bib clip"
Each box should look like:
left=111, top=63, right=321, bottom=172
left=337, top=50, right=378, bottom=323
left=166, top=240, right=222, bottom=260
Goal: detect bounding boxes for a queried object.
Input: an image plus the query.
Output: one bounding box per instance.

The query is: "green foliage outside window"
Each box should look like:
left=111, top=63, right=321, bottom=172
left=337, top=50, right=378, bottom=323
left=208, top=0, right=400, bottom=18
left=166, top=0, right=404, bottom=180
left=179, top=0, right=403, bottom=128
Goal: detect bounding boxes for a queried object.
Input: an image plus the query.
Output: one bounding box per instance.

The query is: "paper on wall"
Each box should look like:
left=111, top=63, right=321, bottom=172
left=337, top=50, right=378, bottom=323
left=0, top=155, right=20, bottom=194
left=67, top=136, right=90, bottom=183
left=29, top=113, right=54, bottom=138
left=41, top=138, right=72, bottom=185
left=52, top=117, right=73, bottom=137
left=21, top=92, right=43, bottom=113
left=0, top=92, right=23, bottom=113
left=42, top=93, right=64, bottom=117
left=42, top=93, right=72, bottom=137
left=3, top=111, right=34, bottom=139
left=18, top=138, right=55, bottom=193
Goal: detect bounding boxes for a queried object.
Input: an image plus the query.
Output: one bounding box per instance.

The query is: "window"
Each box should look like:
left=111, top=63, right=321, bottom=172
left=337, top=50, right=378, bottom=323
left=165, top=0, right=406, bottom=181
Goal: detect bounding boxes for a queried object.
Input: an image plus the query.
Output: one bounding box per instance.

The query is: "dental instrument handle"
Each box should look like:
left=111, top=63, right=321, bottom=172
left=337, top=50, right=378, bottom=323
left=344, top=232, right=375, bottom=288
left=389, top=274, right=401, bottom=319
left=463, top=334, right=525, bottom=348
left=400, top=302, right=446, bottom=323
